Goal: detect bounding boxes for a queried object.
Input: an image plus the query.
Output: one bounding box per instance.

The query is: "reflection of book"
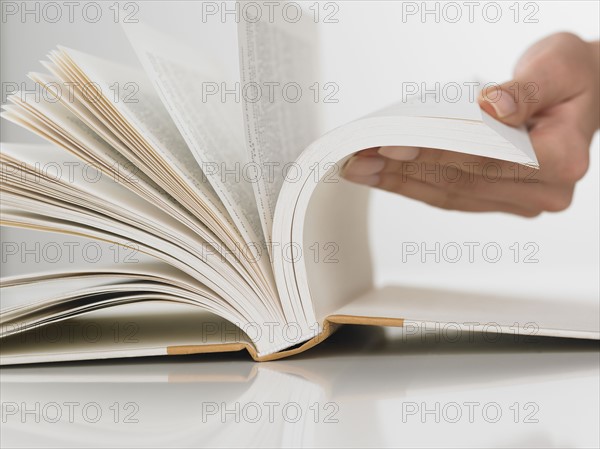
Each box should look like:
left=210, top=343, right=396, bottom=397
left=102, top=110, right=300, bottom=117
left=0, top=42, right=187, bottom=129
left=1, top=4, right=598, bottom=364
left=1, top=358, right=331, bottom=448
left=3, top=328, right=597, bottom=448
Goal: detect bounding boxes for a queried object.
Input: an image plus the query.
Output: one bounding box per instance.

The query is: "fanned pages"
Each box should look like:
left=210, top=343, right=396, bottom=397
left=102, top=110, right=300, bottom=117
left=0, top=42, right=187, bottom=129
left=1, top=2, right=597, bottom=365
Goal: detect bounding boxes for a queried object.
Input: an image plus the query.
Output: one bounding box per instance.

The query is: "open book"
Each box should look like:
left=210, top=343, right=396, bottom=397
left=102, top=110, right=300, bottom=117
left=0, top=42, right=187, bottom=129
left=2, top=9, right=598, bottom=364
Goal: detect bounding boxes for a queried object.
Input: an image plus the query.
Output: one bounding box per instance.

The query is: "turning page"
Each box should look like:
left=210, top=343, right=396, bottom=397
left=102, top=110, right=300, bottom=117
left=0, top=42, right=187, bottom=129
left=237, top=2, right=322, bottom=243
left=121, top=20, right=267, bottom=256
left=272, top=98, right=542, bottom=337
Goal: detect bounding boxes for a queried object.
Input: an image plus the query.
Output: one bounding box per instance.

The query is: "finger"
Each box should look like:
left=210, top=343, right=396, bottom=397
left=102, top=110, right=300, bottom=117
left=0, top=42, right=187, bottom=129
left=479, top=33, right=589, bottom=127
left=342, top=153, right=386, bottom=178
left=345, top=173, right=541, bottom=217
left=377, top=146, right=540, bottom=181
left=343, top=150, right=540, bottom=188
left=399, top=164, right=574, bottom=213
left=375, top=156, right=574, bottom=213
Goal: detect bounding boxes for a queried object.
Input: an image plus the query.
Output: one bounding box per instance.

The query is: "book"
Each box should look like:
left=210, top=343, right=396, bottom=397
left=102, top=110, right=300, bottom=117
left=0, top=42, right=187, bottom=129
left=2, top=6, right=598, bottom=365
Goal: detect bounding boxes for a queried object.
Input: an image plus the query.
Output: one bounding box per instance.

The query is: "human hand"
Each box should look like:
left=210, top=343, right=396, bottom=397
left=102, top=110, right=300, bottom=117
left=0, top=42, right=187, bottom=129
left=342, top=33, right=600, bottom=217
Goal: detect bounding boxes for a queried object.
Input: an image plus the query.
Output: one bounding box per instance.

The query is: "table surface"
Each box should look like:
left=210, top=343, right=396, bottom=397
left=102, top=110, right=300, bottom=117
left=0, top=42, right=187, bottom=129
left=1, top=325, right=598, bottom=448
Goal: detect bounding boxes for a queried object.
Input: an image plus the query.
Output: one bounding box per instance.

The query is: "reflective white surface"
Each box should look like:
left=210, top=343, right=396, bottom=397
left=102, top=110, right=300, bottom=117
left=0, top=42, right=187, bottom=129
left=1, top=326, right=598, bottom=448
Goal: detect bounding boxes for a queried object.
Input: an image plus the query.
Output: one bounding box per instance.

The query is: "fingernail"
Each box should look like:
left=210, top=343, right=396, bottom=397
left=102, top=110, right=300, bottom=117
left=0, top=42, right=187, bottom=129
left=378, top=146, right=420, bottom=161
left=344, top=174, right=380, bottom=187
left=343, top=156, right=386, bottom=177
left=482, top=89, right=517, bottom=118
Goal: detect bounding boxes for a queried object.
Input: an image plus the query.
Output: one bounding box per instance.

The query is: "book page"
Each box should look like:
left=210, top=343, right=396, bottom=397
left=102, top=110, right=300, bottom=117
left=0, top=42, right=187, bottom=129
left=0, top=302, right=251, bottom=365
left=38, top=47, right=277, bottom=287
left=3, top=77, right=277, bottom=301
left=121, top=20, right=266, bottom=250
left=237, top=2, right=321, bottom=243
left=1, top=140, right=281, bottom=334
left=57, top=47, right=226, bottom=213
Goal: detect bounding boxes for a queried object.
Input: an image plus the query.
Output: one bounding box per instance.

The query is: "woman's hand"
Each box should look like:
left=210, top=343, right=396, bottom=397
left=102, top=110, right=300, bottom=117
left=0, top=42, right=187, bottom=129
left=342, top=33, right=600, bottom=217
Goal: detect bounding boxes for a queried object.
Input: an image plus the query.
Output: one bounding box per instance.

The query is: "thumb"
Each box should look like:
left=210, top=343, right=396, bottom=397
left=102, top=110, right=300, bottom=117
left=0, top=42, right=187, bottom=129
left=478, top=73, right=569, bottom=127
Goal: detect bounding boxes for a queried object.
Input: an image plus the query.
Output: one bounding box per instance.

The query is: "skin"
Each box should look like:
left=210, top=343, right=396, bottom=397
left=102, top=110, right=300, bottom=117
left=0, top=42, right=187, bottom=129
left=342, top=33, right=600, bottom=217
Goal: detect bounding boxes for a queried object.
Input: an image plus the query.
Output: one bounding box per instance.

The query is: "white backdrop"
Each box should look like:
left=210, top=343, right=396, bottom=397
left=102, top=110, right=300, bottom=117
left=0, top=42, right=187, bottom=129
left=1, top=1, right=598, bottom=304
